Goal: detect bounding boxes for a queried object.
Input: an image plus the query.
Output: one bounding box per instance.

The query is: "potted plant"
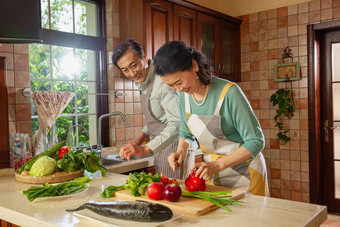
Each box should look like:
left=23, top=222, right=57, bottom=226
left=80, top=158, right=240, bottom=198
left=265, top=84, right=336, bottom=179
left=270, top=88, right=295, bottom=145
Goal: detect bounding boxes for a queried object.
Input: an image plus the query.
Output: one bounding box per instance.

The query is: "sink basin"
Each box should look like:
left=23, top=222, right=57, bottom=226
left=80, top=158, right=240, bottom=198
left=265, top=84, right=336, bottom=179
left=100, top=152, right=153, bottom=166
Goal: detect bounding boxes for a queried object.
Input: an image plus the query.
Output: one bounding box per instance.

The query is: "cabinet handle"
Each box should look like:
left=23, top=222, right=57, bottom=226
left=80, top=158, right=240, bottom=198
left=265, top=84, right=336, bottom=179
left=221, top=62, right=225, bottom=74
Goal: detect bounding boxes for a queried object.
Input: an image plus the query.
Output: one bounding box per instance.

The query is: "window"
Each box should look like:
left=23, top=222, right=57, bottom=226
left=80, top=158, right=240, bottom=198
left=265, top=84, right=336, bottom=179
left=30, top=0, right=106, bottom=150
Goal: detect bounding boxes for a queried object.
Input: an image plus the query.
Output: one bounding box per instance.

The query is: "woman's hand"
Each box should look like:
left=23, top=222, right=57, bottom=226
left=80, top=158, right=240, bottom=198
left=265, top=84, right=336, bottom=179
left=168, top=138, right=190, bottom=172
left=119, top=144, right=152, bottom=161
left=168, top=150, right=186, bottom=172
left=191, top=161, right=224, bottom=181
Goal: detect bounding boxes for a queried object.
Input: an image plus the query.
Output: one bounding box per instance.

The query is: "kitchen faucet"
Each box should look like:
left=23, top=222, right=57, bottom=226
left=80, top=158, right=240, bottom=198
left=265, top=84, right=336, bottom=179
left=97, top=111, right=126, bottom=157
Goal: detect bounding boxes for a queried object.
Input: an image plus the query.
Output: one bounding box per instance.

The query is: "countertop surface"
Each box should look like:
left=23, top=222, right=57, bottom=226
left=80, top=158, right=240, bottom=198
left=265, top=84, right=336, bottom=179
left=0, top=169, right=327, bottom=227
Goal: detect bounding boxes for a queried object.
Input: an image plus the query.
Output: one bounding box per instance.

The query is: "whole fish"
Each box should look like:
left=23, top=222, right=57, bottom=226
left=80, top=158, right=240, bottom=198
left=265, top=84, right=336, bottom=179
left=66, top=200, right=173, bottom=222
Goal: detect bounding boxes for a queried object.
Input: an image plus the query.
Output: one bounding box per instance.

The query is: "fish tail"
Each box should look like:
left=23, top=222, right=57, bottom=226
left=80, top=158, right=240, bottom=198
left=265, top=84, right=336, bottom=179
left=66, top=205, right=85, bottom=212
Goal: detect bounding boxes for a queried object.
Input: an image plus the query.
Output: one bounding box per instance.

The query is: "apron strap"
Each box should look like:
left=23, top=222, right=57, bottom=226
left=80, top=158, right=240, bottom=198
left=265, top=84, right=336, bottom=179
left=214, top=83, right=235, bottom=115
left=184, top=93, right=192, bottom=122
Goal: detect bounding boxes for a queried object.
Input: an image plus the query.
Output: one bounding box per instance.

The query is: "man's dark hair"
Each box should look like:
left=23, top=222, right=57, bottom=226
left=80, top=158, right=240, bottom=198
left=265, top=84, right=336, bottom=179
left=112, top=39, right=144, bottom=69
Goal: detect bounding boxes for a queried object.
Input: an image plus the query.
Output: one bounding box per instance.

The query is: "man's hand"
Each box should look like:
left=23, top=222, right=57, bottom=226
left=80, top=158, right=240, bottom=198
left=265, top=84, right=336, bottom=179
left=119, top=144, right=152, bottom=161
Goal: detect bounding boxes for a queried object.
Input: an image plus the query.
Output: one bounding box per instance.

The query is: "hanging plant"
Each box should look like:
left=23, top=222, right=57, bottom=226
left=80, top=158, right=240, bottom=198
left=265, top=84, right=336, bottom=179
left=270, top=88, right=295, bottom=145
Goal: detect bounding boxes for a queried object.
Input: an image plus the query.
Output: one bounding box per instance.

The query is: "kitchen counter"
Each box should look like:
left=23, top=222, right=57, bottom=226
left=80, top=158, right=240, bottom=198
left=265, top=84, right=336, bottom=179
left=0, top=170, right=327, bottom=227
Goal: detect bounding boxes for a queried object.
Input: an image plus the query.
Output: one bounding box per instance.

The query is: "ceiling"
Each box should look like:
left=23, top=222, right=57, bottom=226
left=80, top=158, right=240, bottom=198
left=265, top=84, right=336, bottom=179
left=186, top=0, right=313, bottom=17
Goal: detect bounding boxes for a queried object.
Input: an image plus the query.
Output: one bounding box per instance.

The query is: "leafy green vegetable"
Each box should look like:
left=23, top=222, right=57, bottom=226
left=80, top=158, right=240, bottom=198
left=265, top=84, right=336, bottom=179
left=181, top=189, right=243, bottom=212
left=101, top=172, right=161, bottom=198
left=29, top=156, right=57, bottom=177
left=23, top=175, right=91, bottom=202
left=17, top=141, right=66, bottom=174
left=57, top=150, right=107, bottom=176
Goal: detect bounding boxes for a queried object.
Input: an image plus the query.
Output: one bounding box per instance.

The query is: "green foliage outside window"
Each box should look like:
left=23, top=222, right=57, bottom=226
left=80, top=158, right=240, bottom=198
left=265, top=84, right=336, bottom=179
left=30, top=0, right=96, bottom=149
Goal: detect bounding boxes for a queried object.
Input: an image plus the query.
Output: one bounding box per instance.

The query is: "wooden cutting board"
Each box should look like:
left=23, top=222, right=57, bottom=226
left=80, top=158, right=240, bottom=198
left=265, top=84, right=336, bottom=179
left=115, top=181, right=246, bottom=216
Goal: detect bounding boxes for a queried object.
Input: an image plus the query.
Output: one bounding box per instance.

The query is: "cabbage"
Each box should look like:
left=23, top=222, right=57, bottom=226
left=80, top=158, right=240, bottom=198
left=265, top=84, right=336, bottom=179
left=29, top=156, right=57, bottom=177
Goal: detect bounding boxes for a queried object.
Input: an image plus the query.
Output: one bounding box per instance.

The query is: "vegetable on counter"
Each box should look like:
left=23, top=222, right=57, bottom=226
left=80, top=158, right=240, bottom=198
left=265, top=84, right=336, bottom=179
left=161, top=172, right=178, bottom=185
left=181, top=189, right=243, bottom=212
left=163, top=184, right=182, bottom=202
left=17, top=141, right=66, bottom=174
left=66, top=200, right=173, bottom=222
left=58, top=146, right=70, bottom=159
left=185, top=173, right=206, bottom=192
left=101, top=172, right=161, bottom=198
left=57, top=149, right=107, bottom=176
left=23, top=175, right=91, bottom=202
left=17, top=140, right=107, bottom=177
left=146, top=182, right=164, bottom=200
left=29, top=156, right=57, bottom=177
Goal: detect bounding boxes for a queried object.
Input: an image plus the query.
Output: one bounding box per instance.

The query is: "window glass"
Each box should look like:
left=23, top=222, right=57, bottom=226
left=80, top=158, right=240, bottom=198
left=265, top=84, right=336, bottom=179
left=50, top=0, right=73, bottom=33
left=30, top=0, right=103, bottom=149
left=75, top=1, right=98, bottom=36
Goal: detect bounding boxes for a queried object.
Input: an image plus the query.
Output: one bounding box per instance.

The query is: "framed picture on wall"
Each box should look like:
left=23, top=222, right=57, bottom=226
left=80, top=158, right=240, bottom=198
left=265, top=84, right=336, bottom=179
left=274, top=62, right=300, bottom=81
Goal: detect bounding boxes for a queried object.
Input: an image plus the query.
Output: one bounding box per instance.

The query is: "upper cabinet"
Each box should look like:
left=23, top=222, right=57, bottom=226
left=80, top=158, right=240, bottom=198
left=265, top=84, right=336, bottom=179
left=121, top=0, right=242, bottom=82
left=145, top=0, right=173, bottom=58
left=173, top=4, right=197, bottom=49
left=197, top=12, right=241, bottom=82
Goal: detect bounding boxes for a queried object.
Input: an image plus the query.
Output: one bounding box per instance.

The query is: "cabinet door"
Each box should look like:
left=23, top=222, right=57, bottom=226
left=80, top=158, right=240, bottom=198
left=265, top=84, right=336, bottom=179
left=145, top=0, right=173, bottom=58
left=218, top=20, right=241, bottom=82
left=197, top=13, right=219, bottom=75
left=173, top=5, right=196, bottom=48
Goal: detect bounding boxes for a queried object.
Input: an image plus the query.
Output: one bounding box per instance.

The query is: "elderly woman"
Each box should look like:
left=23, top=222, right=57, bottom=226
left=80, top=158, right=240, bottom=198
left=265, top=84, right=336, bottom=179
left=153, top=41, right=269, bottom=196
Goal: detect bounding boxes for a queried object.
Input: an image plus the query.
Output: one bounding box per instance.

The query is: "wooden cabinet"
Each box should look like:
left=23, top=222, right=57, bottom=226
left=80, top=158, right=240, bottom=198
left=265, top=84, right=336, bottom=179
left=197, top=13, right=241, bottom=82
left=0, top=219, right=20, bottom=227
left=143, top=0, right=242, bottom=81
left=0, top=57, right=9, bottom=169
left=173, top=4, right=197, bottom=48
left=145, top=0, right=173, bottom=58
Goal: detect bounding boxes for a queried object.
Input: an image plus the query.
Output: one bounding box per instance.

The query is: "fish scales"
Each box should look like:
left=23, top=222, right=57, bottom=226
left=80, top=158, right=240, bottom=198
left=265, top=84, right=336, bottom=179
left=66, top=200, right=173, bottom=222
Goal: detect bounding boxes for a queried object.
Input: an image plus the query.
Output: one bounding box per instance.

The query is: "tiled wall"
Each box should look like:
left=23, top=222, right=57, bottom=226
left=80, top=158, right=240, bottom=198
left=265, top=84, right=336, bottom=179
left=0, top=44, right=32, bottom=137
left=106, top=0, right=145, bottom=148
left=237, top=0, right=340, bottom=201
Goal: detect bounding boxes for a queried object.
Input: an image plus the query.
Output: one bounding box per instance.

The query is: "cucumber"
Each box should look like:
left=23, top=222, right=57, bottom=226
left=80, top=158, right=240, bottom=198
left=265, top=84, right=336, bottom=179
left=17, top=141, right=66, bottom=174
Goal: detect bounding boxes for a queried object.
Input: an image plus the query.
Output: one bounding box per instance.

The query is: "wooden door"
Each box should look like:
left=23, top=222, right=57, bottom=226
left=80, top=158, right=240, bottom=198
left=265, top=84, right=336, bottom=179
left=145, top=0, right=173, bottom=58
left=0, top=57, right=9, bottom=169
left=197, top=12, right=219, bottom=75
left=320, top=29, right=340, bottom=213
left=173, top=4, right=196, bottom=48
left=218, top=20, right=241, bottom=82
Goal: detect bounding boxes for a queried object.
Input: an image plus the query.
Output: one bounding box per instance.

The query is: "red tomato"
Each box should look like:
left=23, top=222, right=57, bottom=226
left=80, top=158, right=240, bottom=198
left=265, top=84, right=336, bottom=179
left=146, top=182, right=164, bottom=200
left=185, top=173, right=206, bottom=192
left=58, top=147, right=69, bottom=159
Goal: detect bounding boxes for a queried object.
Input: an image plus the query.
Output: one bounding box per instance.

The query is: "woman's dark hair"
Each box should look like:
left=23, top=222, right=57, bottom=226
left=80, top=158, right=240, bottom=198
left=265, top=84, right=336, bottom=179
left=154, top=41, right=212, bottom=85
left=112, top=39, right=144, bottom=69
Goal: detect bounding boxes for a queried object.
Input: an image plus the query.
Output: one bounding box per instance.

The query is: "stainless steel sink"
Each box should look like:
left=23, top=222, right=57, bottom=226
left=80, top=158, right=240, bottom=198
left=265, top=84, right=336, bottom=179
left=100, top=152, right=153, bottom=166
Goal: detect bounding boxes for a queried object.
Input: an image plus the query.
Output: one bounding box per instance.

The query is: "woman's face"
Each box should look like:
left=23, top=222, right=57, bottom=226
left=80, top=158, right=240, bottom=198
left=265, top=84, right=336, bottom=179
left=160, top=60, right=201, bottom=94
left=117, top=49, right=149, bottom=83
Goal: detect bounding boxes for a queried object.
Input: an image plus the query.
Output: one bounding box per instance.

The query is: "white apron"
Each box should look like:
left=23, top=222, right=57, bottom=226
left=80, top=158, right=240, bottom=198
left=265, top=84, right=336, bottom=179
left=185, top=83, right=269, bottom=196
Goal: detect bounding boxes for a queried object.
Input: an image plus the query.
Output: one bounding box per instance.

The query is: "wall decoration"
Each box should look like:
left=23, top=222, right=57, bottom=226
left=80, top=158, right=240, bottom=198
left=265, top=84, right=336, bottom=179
left=274, top=62, right=300, bottom=82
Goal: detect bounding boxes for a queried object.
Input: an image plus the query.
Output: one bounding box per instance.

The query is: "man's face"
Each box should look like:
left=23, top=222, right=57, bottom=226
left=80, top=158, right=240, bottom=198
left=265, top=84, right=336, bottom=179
left=116, top=49, right=149, bottom=83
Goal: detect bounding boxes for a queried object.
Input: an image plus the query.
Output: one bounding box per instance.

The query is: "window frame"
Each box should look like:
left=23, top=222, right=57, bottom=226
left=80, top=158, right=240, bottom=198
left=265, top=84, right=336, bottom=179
left=30, top=0, right=109, bottom=148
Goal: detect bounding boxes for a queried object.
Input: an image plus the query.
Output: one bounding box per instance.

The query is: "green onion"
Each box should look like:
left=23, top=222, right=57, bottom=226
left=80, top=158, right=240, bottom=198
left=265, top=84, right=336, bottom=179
left=181, top=190, right=243, bottom=212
